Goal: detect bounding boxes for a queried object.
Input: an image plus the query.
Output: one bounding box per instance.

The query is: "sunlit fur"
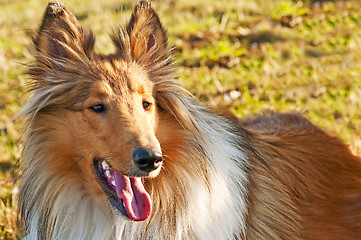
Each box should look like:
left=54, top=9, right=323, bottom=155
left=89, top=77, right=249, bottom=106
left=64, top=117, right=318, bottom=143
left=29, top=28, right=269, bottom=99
left=18, top=2, right=361, bottom=240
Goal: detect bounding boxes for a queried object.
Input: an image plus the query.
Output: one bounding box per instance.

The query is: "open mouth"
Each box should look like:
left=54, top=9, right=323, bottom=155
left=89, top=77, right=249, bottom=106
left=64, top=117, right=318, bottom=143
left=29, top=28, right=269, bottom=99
left=94, top=159, right=152, bottom=221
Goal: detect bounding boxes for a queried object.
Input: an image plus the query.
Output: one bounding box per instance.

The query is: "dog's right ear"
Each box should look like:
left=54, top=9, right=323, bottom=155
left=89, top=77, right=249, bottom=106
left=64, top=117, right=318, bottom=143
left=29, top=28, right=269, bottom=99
left=112, top=1, right=171, bottom=72
left=33, top=2, right=94, bottom=62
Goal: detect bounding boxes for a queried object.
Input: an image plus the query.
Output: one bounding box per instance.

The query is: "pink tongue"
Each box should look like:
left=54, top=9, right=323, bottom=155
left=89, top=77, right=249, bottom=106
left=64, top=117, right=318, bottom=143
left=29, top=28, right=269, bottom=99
left=113, top=171, right=152, bottom=221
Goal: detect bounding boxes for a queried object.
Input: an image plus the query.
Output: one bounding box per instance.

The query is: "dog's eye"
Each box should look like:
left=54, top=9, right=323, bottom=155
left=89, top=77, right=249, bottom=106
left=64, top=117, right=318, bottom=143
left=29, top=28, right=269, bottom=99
left=90, top=104, right=106, bottom=113
left=142, top=101, right=151, bottom=110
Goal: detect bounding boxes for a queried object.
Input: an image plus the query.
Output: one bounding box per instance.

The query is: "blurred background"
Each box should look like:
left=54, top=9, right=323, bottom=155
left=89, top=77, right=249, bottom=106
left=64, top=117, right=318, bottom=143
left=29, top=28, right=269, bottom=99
left=1, top=0, right=361, bottom=238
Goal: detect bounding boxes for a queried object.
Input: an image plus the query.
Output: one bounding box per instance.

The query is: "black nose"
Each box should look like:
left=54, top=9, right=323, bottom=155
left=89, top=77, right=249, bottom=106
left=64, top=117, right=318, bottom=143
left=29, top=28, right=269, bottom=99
left=132, top=147, right=162, bottom=172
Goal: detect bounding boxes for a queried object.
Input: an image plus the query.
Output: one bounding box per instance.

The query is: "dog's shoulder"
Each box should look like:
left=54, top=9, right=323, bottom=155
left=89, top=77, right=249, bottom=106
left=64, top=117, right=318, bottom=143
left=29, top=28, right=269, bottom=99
left=240, top=113, right=321, bottom=136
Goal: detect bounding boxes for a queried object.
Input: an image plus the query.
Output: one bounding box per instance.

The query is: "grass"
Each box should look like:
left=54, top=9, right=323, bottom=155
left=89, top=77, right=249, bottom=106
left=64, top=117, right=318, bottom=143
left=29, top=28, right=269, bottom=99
left=1, top=0, right=361, bottom=238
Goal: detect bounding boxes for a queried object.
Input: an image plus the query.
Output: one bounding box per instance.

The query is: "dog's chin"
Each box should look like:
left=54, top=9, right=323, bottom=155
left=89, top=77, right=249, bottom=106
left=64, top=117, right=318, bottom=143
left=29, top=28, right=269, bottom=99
left=93, top=158, right=155, bottom=222
left=147, top=167, right=161, bottom=178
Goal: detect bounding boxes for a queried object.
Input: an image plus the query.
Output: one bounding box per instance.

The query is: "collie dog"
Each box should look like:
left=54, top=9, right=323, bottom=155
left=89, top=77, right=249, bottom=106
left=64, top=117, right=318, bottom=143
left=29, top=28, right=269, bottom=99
left=18, top=1, right=361, bottom=239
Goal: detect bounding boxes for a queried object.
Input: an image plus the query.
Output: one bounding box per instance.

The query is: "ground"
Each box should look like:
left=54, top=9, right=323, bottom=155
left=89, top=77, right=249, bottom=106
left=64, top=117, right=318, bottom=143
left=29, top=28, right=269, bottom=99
left=1, top=0, right=361, bottom=238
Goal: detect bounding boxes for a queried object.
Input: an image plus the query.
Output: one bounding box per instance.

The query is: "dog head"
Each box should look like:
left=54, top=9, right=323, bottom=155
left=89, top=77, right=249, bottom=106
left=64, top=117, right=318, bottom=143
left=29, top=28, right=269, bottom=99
left=23, top=1, right=182, bottom=221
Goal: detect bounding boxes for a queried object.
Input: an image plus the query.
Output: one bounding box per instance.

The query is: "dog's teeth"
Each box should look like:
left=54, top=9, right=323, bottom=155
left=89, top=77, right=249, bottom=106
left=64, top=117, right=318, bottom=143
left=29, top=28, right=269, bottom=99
left=105, top=170, right=111, bottom=178
left=101, top=161, right=110, bottom=170
left=111, top=180, right=115, bottom=186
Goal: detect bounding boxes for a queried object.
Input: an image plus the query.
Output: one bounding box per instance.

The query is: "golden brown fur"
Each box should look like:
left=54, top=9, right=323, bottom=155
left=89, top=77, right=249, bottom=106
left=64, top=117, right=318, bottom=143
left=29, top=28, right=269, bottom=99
left=18, top=1, right=361, bottom=240
left=241, top=114, right=361, bottom=239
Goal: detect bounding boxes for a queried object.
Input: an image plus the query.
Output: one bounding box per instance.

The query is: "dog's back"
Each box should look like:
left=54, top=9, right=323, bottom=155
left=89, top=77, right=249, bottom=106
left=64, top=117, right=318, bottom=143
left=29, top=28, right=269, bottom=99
left=242, top=113, right=361, bottom=239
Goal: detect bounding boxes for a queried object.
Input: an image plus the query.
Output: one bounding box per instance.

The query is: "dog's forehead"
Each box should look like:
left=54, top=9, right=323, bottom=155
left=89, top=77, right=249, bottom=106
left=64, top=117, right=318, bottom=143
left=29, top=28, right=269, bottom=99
left=97, top=59, right=153, bottom=96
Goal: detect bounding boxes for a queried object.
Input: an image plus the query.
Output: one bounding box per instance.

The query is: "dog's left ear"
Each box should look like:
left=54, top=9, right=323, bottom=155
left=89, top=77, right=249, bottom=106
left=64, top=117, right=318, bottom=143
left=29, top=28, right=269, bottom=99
left=34, top=2, right=95, bottom=62
left=113, top=1, right=171, bottom=68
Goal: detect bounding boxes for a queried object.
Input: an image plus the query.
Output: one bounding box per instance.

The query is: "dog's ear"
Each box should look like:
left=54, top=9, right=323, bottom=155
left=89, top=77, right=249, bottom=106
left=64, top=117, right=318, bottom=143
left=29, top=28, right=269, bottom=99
left=34, top=2, right=94, bottom=61
left=113, top=1, right=171, bottom=68
left=127, top=1, right=167, bottom=60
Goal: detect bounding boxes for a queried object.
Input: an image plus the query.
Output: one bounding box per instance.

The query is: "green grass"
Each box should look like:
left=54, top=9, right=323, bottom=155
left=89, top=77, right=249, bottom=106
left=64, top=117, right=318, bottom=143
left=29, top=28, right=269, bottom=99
left=1, top=0, right=361, bottom=238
